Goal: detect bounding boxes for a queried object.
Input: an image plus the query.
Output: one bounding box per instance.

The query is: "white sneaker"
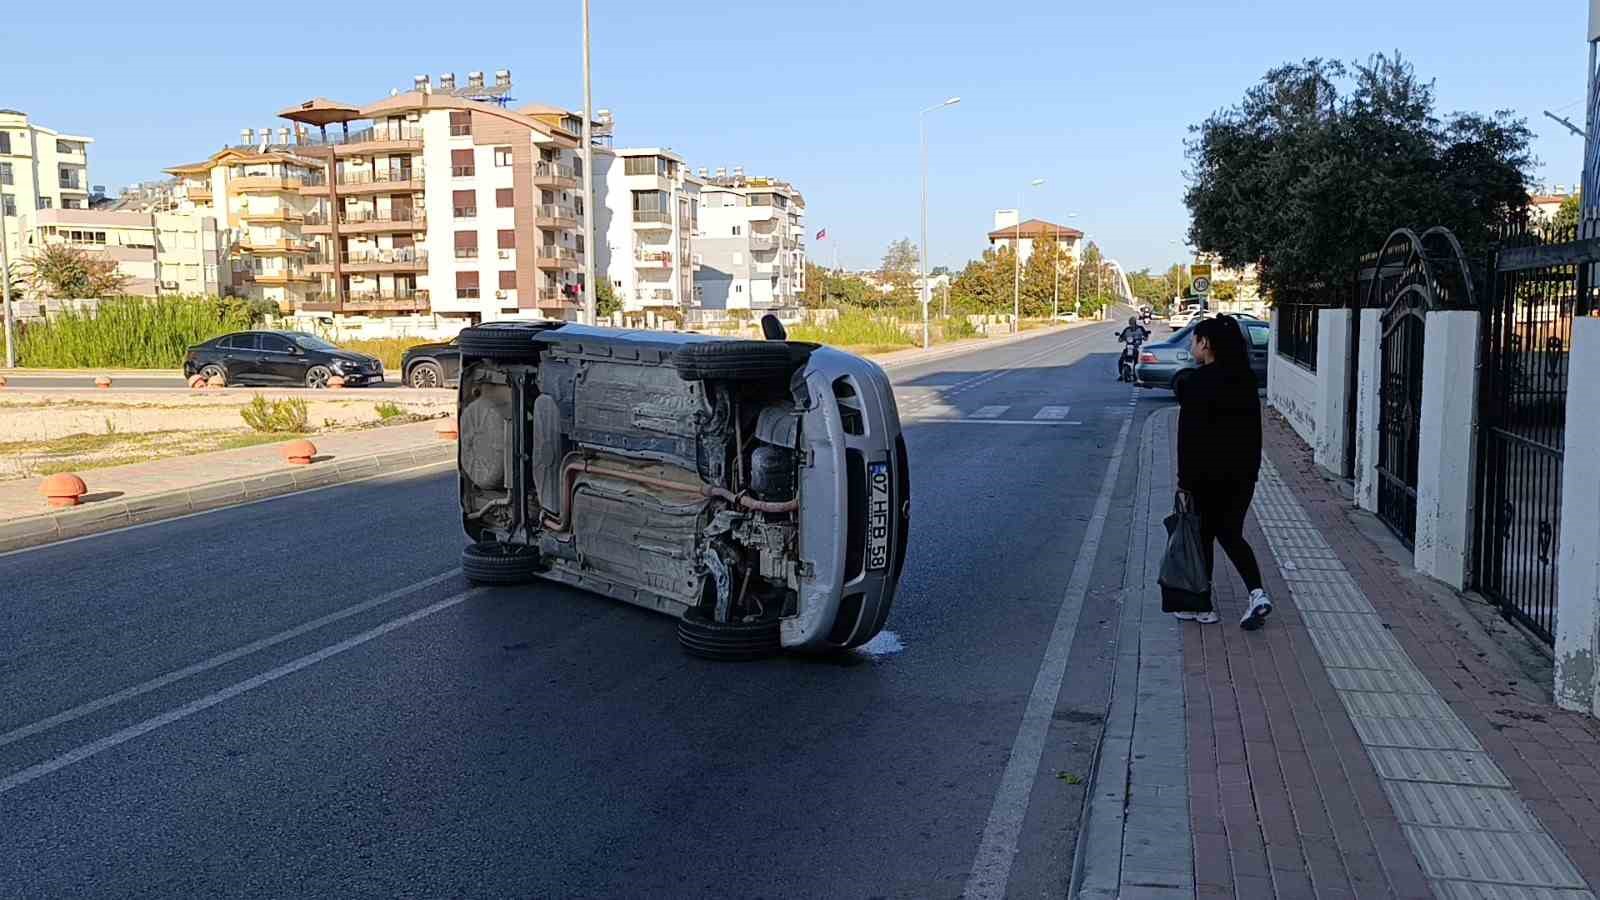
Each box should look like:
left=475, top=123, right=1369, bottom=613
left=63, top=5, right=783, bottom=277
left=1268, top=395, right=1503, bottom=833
left=1240, top=590, right=1273, bottom=630
left=1174, top=611, right=1220, bottom=624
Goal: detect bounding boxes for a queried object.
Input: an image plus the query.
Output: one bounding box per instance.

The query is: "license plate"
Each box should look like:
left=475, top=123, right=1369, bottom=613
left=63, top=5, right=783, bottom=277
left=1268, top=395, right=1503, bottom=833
left=866, top=461, right=891, bottom=571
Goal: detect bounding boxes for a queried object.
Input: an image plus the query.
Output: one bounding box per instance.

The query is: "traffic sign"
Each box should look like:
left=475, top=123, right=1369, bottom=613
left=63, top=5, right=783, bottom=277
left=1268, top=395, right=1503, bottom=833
left=1192, top=276, right=1212, bottom=295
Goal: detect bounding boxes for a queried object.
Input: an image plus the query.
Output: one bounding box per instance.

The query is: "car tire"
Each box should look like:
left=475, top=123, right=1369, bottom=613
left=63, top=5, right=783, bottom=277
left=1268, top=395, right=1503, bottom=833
left=461, top=541, right=545, bottom=585
left=199, top=363, right=227, bottom=387
left=677, top=608, right=782, bottom=661
left=408, top=361, right=443, bottom=388
left=304, top=365, right=332, bottom=389
left=458, top=322, right=560, bottom=361
left=670, top=340, right=810, bottom=382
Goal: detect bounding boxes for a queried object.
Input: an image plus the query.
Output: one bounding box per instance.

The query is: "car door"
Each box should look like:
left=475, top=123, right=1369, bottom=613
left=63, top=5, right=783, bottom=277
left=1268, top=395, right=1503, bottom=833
left=441, top=337, right=462, bottom=384
left=256, top=333, right=302, bottom=384
left=1245, top=322, right=1271, bottom=386
left=219, top=333, right=261, bottom=382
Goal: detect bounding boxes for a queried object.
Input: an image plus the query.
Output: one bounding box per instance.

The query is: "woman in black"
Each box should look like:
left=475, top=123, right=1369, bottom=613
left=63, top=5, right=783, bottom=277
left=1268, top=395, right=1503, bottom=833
left=1172, top=316, right=1273, bottom=629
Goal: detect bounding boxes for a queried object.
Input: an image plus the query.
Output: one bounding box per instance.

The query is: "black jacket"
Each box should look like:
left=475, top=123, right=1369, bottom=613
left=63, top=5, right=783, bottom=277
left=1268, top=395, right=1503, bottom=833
left=1174, top=362, right=1262, bottom=490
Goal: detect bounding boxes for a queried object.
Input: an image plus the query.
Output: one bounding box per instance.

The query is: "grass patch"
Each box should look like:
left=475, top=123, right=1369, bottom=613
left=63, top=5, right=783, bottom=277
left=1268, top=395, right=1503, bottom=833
left=0, top=430, right=168, bottom=456
left=336, top=338, right=431, bottom=370
left=215, top=431, right=310, bottom=451
left=789, top=311, right=917, bottom=352
left=374, top=401, right=406, bottom=421
left=33, top=455, right=156, bottom=476
left=240, top=394, right=309, bottom=433
left=16, top=296, right=261, bottom=368
left=943, top=316, right=980, bottom=341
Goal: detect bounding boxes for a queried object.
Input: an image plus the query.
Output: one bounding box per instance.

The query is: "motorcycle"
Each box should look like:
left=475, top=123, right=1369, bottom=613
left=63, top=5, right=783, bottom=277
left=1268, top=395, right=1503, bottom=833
left=1117, top=329, right=1148, bottom=383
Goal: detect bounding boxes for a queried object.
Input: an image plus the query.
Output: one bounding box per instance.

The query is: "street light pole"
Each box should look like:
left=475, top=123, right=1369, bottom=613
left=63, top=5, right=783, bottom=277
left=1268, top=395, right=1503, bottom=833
left=919, top=96, right=959, bottom=350
left=0, top=205, right=13, bottom=368
left=1013, top=178, right=1044, bottom=333
left=580, top=0, right=596, bottom=326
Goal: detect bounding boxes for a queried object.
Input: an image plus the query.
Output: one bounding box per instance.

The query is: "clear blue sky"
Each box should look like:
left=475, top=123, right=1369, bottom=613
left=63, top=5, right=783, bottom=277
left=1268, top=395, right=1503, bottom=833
left=5, top=0, right=1588, bottom=274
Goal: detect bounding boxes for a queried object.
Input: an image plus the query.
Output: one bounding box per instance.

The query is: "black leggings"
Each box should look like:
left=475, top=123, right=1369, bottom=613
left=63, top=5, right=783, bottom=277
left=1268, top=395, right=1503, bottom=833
left=1192, top=481, right=1264, bottom=594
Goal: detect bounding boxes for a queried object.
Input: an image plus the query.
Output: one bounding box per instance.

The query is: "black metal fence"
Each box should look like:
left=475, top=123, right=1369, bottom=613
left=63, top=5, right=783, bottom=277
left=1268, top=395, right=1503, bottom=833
left=1474, top=220, right=1588, bottom=644
left=1275, top=300, right=1320, bottom=369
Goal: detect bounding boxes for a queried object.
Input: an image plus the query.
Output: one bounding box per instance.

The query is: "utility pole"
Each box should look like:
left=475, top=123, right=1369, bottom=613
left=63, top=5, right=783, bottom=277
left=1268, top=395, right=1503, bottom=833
left=919, top=97, right=959, bottom=349
left=0, top=205, right=13, bottom=368
left=580, top=0, right=596, bottom=326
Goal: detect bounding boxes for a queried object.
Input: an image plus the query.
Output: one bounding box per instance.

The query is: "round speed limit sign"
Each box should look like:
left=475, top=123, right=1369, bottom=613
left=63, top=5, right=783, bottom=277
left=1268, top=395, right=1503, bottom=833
left=1192, top=276, right=1211, bottom=294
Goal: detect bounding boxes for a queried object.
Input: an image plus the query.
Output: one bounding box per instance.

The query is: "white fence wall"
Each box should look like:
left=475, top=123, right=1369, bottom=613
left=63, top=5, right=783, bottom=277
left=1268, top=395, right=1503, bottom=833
left=1267, top=308, right=1320, bottom=449
left=1555, top=319, right=1600, bottom=715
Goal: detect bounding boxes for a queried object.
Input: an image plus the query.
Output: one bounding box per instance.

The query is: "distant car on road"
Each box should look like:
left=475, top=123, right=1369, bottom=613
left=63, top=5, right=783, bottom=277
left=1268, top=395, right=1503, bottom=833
left=400, top=338, right=461, bottom=388
left=183, top=331, right=384, bottom=388
left=1135, top=314, right=1269, bottom=391
left=1167, top=301, right=1203, bottom=330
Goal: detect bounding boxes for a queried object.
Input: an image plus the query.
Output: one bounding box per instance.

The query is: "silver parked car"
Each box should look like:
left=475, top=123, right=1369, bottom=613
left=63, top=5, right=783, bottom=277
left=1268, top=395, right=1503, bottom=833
left=1134, top=314, right=1270, bottom=391
left=453, top=319, right=910, bottom=660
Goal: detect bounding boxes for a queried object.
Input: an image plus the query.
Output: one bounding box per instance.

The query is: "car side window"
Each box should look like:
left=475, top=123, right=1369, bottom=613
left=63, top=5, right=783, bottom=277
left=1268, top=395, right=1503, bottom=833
left=1247, top=325, right=1269, bottom=349
left=231, top=333, right=260, bottom=351
left=259, top=334, right=293, bottom=353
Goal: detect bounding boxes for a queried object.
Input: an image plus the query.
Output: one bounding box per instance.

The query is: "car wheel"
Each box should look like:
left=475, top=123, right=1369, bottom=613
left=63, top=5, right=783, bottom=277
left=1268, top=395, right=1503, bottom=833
left=199, top=364, right=226, bottom=387
left=304, top=365, right=332, bottom=389
left=458, top=322, right=560, bottom=361
left=670, top=340, right=811, bottom=382
left=677, top=607, right=782, bottom=661
left=461, top=541, right=545, bottom=585
left=408, top=361, right=443, bottom=388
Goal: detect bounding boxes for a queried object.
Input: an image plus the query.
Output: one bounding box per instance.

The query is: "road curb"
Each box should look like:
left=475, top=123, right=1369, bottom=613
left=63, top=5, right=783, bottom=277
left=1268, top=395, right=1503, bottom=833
left=0, top=442, right=456, bottom=553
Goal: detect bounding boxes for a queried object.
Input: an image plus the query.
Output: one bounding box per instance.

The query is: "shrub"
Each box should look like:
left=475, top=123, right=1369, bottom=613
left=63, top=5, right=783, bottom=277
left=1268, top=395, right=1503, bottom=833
left=374, top=401, right=405, bottom=421
left=788, top=310, right=916, bottom=351
left=17, top=296, right=259, bottom=368
left=336, top=337, right=431, bottom=370
left=240, top=394, right=309, bottom=433
left=943, top=316, right=979, bottom=341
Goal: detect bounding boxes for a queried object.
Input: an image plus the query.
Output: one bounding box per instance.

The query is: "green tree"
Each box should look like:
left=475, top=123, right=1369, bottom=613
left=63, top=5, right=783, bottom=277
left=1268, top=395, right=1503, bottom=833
left=1209, top=280, right=1239, bottom=303
left=1185, top=52, right=1532, bottom=298
left=949, top=246, right=1015, bottom=314
left=1126, top=268, right=1174, bottom=311
left=880, top=237, right=919, bottom=294
left=21, top=245, right=130, bottom=299
left=1554, top=193, right=1581, bottom=232
left=1021, top=233, right=1072, bottom=317
left=596, top=281, right=622, bottom=317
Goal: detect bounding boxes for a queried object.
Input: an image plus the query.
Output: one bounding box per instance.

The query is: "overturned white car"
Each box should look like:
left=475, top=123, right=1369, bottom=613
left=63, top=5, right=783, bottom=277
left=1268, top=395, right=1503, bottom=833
left=454, top=318, right=909, bottom=660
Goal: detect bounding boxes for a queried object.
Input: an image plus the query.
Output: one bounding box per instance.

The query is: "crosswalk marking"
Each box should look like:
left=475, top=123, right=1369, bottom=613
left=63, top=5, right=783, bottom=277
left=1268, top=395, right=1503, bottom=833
left=1034, top=405, right=1071, bottom=420
left=971, top=405, right=1010, bottom=419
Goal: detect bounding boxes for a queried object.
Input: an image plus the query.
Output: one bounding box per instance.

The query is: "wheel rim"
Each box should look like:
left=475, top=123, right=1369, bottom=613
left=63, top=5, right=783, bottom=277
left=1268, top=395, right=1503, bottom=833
left=411, top=365, right=440, bottom=388
left=201, top=364, right=223, bottom=380
left=306, top=366, right=331, bottom=389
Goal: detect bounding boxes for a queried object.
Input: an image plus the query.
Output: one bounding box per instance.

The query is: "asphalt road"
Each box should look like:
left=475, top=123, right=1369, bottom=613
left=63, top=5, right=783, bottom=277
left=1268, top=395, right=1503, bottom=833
left=2, top=373, right=413, bottom=390
left=0, top=320, right=1164, bottom=899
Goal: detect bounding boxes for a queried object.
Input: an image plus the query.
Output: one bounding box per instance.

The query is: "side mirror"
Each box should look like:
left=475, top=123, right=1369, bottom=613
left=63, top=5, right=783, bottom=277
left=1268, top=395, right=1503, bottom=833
left=760, top=313, right=787, bottom=341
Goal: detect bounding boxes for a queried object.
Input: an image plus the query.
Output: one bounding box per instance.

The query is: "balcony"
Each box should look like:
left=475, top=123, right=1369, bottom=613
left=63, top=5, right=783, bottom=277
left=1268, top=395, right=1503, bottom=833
left=304, top=208, right=426, bottom=234
left=632, top=209, right=672, bottom=228
left=251, top=268, right=316, bottom=285
left=239, top=207, right=305, bottom=224
left=534, top=204, right=578, bottom=229
left=534, top=246, right=581, bottom=270
left=58, top=178, right=88, bottom=194
left=301, top=288, right=431, bottom=313
left=633, top=288, right=676, bottom=305
left=233, top=174, right=305, bottom=193
left=239, top=237, right=315, bottom=254
left=307, top=248, right=428, bottom=274
left=299, top=124, right=424, bottom=156
left=748, top=233, right=778, bottom=251
left=182, top=184, right=212, bottom=203
left=301, top=169, right=424, bottom=196
left=634, top=249, right=673, bottom=268
left=532, top=161, right=578, bottom=190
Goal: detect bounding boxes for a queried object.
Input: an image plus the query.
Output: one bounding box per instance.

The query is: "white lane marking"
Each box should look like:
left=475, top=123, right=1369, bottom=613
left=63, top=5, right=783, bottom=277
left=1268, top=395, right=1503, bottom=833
left=971, top=405, right=1009, bottom=419
left=0, top=459, right=455, bottom=560
left=964, top=409, right=1135, bottom=900
left=0, top=568, right=462, bottom=749
left=1035, top=405, right=1071, bottom=420
left=0, top=588, right=485, bottom=797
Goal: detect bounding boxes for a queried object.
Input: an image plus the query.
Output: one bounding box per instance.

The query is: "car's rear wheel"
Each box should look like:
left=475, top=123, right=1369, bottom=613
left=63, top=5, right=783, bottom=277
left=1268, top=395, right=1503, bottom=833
left=408, top=361, right=442, bottom=388
left=670, top=340, right=811, bottom=382
left=199, top=364, right=226, bottom=387
left=305, top=365, right=332, bottom=389
left=458, top=322, right=559, bottom=361
left=677, top=608, right=782, bottom=661
left=462, top=541, right=545, bottom=584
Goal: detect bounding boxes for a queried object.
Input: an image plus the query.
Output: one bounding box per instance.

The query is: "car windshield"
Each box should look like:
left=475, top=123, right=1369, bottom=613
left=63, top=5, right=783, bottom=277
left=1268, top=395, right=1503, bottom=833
left=287, top=333, right=338, bottom=352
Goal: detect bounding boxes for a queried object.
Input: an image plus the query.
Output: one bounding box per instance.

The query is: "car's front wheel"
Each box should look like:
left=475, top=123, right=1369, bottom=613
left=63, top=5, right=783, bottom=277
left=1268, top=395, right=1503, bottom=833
left=462, top=541, right=544, bottom=585
left=670, top=340, right=810, bottom=382
left=304, top=365, right=332, bottom=389
left=677, top=608, right=781, bottom=661
left=408, top=361, right=442, bottom=388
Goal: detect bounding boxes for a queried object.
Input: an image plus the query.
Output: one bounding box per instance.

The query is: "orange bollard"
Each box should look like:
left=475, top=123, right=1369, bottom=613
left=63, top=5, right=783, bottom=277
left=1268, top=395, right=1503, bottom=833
left=95, top=376, right=112, bottom=389
left=434, top=416, right=459, bottom=440
left=281, top=439, right=317, bottom=465
left=39, top=473, right=88, bottom=508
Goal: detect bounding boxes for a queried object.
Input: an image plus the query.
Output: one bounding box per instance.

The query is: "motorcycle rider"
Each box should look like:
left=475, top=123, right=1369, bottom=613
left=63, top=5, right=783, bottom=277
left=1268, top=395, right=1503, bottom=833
left=1117, top=315, right=1151, bottom=381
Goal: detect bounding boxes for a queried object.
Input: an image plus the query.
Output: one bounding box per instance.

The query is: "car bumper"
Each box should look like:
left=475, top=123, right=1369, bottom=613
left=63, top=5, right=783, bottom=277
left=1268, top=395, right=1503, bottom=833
left=1135, top=360, right=1189, bottom=389
left=784, top=348, right=908, bottom=651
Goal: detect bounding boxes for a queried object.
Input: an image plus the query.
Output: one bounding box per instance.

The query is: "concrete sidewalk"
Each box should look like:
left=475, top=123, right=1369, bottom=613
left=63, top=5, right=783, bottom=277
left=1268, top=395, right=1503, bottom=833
left=0, top=420, right=453, bottom=552
left=1074, top=407, right=1600, bottom=898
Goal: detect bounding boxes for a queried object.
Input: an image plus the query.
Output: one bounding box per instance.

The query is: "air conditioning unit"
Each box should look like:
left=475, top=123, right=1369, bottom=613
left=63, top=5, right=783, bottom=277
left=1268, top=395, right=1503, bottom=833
left=160, top=281, right=179, bottom=290
left=494, top=290, right=508, bottom=299
left=498, top=249, right=511, bottom=259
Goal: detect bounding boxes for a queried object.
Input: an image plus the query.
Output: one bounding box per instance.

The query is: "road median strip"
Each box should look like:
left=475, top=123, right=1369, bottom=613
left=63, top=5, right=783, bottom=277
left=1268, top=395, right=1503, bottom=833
left=0, top=442, right=454, bottom=553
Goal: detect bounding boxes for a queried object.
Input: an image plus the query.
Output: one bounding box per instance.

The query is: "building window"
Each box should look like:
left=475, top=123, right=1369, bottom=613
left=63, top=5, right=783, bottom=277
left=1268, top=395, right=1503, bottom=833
left=451, top=149, right=475, bottom=178
left=449, top=111, right=472, bottom=137
left=731, top=225, right=741, bottom=236
left=456, top=270, right=480, bottom=298
left=499, top=270, right=517, bottom=290
left=0, top=163, right=10, bottom=185
left=454, top=230, right=479, bottom=259
left=57, top=140, right=73, bottom=154
left=37, top=197, right=52, bottom=210
left=1, top=194, right=14, bottom=216
left=453, top=190, right=476, bottom=218
left=624, top=156, right=657, bottom=176
left=497, top=229, right=515, bottom=250
left=0, top=133, right=9, bottom=154
left=496, top=188, right=514, bottom=209
left=494, top=147, right=513, bottom=167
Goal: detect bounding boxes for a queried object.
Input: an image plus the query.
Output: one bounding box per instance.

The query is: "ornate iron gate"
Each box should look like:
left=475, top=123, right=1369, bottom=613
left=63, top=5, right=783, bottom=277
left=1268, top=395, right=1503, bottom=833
left=1474, top=222, right=1587, bottom=644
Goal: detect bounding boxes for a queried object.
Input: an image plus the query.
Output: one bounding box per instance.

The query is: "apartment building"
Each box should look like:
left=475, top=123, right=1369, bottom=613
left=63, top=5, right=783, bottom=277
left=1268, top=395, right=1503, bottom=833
left=1, top=109, right=94, bottom=265
left=693, top=169, right=807, bottom=310
left=165, top=139, right=321, bottom=309
left=23, top=208, right=226, bottom=296
left=987, top=211, right=1082, bottom=263
left=272, top=73, right=590, bottom=331
left=596, top=148, right=699, bottom=313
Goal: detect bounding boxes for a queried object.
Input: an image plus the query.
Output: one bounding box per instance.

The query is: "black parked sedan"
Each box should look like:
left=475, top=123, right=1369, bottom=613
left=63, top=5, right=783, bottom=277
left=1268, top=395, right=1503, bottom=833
left=399, top=337, right=461, bottom=388
left=1134, top=314, right=1270, bottom=390
left=183, top=331, right=384, bottom=388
